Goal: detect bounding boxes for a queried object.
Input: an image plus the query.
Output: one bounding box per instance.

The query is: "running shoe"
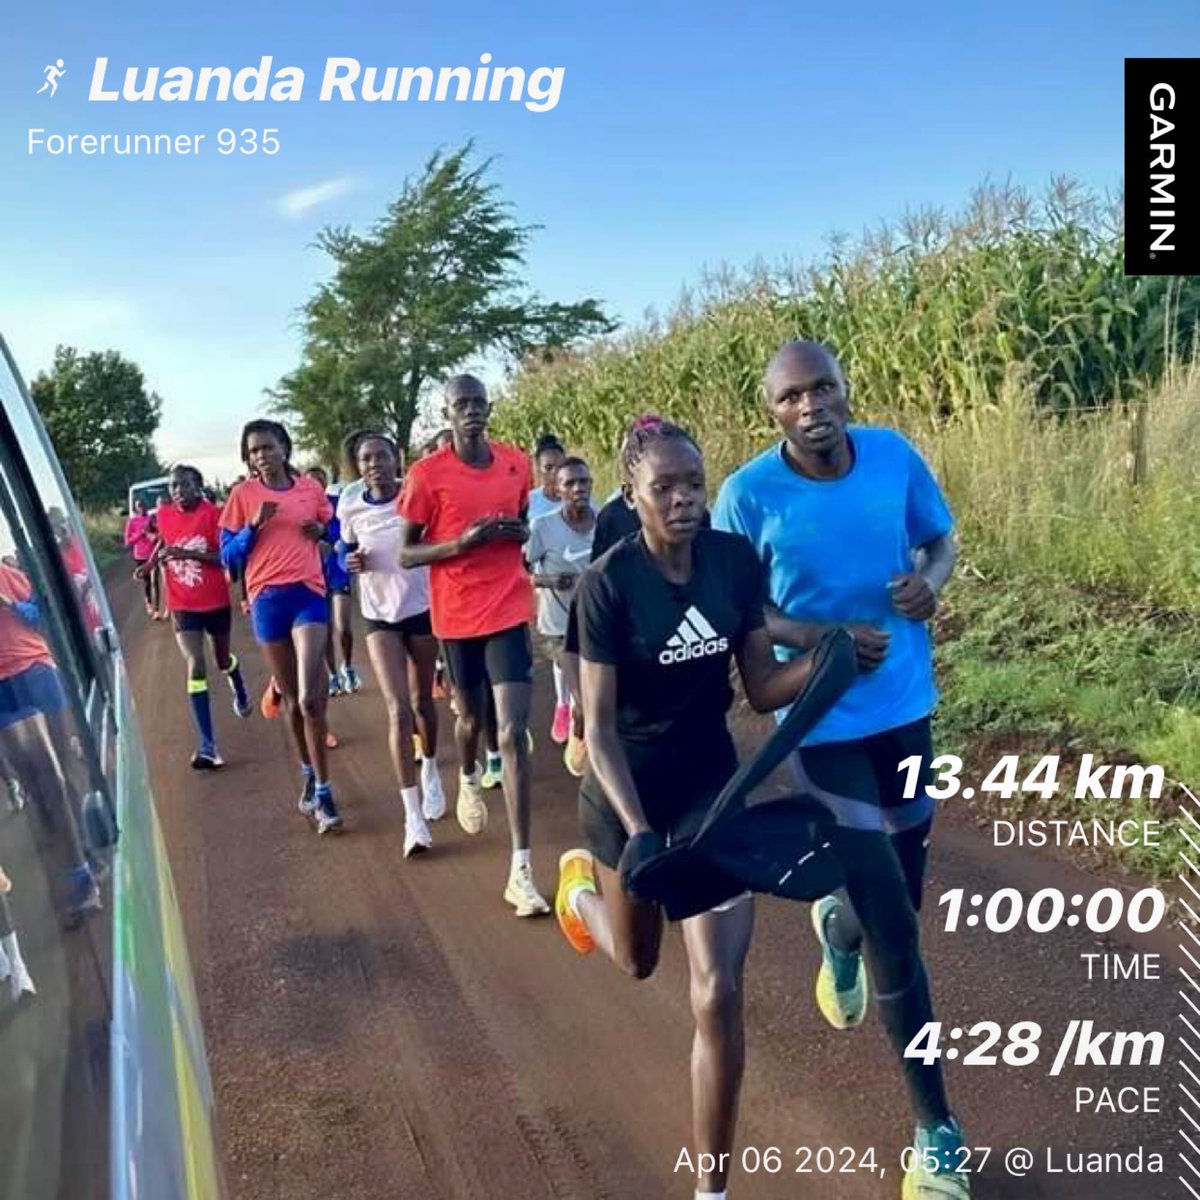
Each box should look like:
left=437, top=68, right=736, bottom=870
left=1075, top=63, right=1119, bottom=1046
left=555, top=849, right=597, bottom=953
left=231, top=683, right=253, bottom=719
left=421, top=761, right=447, bottom=821
left=433, top=667, right=448, bottom=700
left=261, top=681, right=283, bottom=720
left=551, top=703, right=571, bottom=745
left=564, top=731, right=588, bottom=778
left=480, top=755, right=503, bottom=791
left=342, top=666, right=361, bottom=694
left=810, top=894, right=868, bottom=1030
left=404, top=811, right=434, bottom=857
left=456, top=774, right=488, bottom=835
left=65, top=863, right=102, bottom=925
left=412, top=734, right=424, bottom=761
left=298, top=774, right=319, bottom=816
left=0, top=865, right=10, bottom=893
left=504, top=863, right=550, bottom=917
left=902, top=1118, right=971, bottom=1199
left=325, top=731, right=340, bottom=750
left=240, top=599, right=251, bottom=617
left=0, top=932, right=36, bottom=1002
left=329, top=671, right=344, bottom=699
left=314, top=795, right=344, bottom=835
left=190, top=749, right=225, bottom=771
left=5, top=778, right=25, bottom=813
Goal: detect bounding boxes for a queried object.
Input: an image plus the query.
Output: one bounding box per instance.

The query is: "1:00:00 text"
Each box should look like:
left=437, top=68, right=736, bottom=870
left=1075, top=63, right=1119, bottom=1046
left=939, top=887, right=1165, bottom=934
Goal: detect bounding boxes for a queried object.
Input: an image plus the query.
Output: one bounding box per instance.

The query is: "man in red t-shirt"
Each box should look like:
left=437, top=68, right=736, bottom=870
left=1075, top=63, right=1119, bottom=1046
left=399, top=375, right=547, bottom=917
left=147, top=465, right=253, bottom=769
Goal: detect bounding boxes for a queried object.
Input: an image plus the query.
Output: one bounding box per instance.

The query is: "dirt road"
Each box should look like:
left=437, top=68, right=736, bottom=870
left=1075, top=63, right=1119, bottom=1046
left=112, top=575, right=1182, bottom=1199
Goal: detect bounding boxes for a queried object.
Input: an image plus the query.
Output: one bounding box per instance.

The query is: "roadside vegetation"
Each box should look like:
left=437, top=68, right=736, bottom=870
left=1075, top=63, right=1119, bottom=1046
left=494, top=180, right=1200, bottom=879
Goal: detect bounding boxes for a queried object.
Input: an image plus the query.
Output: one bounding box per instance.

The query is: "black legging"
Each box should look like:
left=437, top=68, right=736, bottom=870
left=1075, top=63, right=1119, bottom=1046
left=826, top=819, right=949, bottom=1125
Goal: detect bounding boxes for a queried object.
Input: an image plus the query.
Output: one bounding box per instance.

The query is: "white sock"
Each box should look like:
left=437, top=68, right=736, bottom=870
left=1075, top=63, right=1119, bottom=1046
left=401, top=786, right=422, bottom=821
left=511, top=848, right=531, bottom=872
left=696, top=1191, right=727, bottom=1200
left=461, top=766, right=480, bottom=786
left=553, top=663, right=568, bottom=706
left=421, top=757, right=439, bottom=784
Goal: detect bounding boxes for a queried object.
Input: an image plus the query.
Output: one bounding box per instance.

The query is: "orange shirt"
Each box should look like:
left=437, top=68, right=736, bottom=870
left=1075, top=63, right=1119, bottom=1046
left=219, top=475, right=333, bottom=602
left=0, top=564, right=55, bottom=681
left=398, top=443, right=535, bottom=640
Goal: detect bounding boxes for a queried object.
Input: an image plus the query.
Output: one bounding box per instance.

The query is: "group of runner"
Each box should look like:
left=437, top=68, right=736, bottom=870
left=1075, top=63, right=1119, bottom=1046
left=130, top=339, right=968, bottom=1199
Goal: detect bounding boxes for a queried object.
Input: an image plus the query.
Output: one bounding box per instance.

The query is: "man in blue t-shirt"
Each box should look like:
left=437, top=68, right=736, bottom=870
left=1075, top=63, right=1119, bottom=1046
left=714, top=340, right=968, bottom=1199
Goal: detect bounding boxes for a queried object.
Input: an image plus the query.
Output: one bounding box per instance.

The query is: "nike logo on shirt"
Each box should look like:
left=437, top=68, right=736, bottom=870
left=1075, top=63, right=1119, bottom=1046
left=562, top=547, right=592, bottom=564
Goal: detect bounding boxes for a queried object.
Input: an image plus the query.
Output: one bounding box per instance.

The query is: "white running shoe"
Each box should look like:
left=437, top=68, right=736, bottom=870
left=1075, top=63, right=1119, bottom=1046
left=456, top=774, right=487, bottom=835
left=422, top=761, right=447, bottom=821
left=504, top=863, right=550, bottom=917
left=1, top=932, right=35, bottom=1002
left=404, top=812, right=434, bottom=858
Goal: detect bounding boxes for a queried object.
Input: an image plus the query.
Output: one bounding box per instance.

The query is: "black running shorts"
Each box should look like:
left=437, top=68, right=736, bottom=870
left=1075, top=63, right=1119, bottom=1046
left=442, top=623, right=533, bottom=690
left=173, top=606, right=233, bottom=637
left=364, top=610, right=434, bottom=638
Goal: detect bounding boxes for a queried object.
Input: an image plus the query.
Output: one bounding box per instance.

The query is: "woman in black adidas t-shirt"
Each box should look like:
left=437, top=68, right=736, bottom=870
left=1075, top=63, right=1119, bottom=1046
left=555, top=418, right=821, bottom=1200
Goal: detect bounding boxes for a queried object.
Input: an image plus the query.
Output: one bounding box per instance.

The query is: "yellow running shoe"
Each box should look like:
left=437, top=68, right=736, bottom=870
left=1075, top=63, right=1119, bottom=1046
left=811, top=895, right=868, bottom=1030
left=555, top=850, right=596, bottom=953
left=563, top=730, right=588, bottom=778
left=413, top=734, right=423, bottom=761
left=456, top=773, right=487, bottom=835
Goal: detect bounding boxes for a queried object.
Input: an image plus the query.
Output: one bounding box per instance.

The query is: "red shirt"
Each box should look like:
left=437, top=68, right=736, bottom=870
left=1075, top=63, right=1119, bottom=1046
left=220, top=475, right=333, bottom=603
left=398, top=443, right=535, bottom=640
left=0, top=565, right=55, bottom=681
left=157, top=499, right=230, bottom=613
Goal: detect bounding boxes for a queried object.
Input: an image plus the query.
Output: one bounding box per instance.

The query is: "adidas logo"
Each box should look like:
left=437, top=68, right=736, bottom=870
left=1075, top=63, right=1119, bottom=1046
left=658, top=606, right=729, bottom=665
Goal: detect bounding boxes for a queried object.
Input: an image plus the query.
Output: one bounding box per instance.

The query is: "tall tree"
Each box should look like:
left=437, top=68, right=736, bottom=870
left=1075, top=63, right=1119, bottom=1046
left=30, top=346, right=163, bottom=510
left=273, top=144, right=616, bottom=454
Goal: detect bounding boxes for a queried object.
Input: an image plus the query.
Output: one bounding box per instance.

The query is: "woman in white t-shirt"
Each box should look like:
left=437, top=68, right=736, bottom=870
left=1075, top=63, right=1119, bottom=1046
left=337, top=432, right=446, bottom=856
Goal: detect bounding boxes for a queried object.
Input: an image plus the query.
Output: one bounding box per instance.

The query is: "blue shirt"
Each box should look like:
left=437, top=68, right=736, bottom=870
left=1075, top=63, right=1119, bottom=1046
left=712, top=426, right=953, bottom=745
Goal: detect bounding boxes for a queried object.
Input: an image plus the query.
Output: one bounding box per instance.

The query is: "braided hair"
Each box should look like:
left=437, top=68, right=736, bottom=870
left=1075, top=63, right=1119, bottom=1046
left=619, top=414, right=700, bottom=482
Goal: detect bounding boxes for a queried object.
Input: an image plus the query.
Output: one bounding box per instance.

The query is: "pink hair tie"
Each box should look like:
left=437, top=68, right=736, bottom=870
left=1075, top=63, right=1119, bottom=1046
left=630, top=414, right=663, bottom=432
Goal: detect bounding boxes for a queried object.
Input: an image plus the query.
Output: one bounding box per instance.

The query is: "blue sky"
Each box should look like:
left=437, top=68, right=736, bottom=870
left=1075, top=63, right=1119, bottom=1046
left=2, top=0, right=1195, bottom=484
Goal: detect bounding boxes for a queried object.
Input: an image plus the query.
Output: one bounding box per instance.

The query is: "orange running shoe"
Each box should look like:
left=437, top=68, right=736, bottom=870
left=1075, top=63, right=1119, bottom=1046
left=260, top=680, right=282, bottom=720
left=555, top=850, right=597, bottom=955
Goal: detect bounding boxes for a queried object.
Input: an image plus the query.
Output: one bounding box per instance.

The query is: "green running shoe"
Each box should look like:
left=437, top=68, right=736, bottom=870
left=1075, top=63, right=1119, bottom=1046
left=810, top=894, right=868, bottom=1029
left=902, top=1118, right=971, bottom=1199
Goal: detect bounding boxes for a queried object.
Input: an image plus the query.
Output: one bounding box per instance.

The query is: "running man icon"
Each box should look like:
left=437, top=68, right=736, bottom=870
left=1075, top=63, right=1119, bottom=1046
left=37, top=60, right=65, bottom=96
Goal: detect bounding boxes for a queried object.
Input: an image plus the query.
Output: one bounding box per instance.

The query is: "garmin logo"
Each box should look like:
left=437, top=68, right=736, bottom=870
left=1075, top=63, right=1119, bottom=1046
left=659, top=608, right=729, bottom=666
left=86, top=55, right=564, bottom=111
left=1124, top=59, right=1197, bottom=274
left=1148, top=83, right=1176, bottom=253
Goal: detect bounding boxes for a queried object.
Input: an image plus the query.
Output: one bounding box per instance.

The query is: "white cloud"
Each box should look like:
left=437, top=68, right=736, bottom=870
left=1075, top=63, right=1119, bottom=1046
left=277, top=176, right=360, bottom=219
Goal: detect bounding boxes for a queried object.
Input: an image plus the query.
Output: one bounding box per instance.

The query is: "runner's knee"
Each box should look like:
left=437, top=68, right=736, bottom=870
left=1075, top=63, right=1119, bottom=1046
left=496, top=720, right=528, bottom=758
left=689, top=965, right=743, bottom=1029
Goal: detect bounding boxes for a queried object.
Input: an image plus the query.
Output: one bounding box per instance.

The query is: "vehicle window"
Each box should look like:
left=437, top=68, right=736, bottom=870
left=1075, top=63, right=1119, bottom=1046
left=0, top=350, right=113, bottom=1200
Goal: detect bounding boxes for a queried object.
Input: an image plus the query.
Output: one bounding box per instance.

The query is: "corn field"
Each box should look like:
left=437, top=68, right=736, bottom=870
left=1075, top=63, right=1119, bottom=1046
left=492, top=179, right=1200, bottom=608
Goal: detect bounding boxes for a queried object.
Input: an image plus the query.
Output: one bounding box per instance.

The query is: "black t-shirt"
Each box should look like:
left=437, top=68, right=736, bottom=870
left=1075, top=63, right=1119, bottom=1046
left=575, top=528, right=766, bottom=783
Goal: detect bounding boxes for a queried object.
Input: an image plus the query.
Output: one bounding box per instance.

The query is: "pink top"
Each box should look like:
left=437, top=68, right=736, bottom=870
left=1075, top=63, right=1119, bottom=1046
left=123, top=513, right=156, bottom=562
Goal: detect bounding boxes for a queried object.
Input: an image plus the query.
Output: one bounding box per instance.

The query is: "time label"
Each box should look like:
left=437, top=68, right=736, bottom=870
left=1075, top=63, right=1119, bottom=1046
left=938, top=887, right=1166, bottom=935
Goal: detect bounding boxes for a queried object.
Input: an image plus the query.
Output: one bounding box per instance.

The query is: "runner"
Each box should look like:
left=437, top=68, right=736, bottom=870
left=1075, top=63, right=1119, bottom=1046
left=527, top=434, right=566, bottom=521
left=399, top=375, right=548, bottom=916
left=553, top=418, right=826, bottom=1200
left=525, top=455, right=595, bottom=776
left=0, top=561, right=101, bottom=923
left=712, top=339, right=967, bottom=1199
left=220, top=419, right=343, bottom=835
left=145, top=465, right=252, bottom=769
left=305, top=466, right=359, bottom=697
left=528, top=434, right=578, bottom=737
left=337, top=432, right=447, bottom=857
left=123, top=497, right=160, bottom=618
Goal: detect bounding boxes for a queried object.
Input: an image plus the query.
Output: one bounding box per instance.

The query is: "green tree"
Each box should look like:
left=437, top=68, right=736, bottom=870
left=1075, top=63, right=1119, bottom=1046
left=30, top=346, right=163, bottom=510
left=273, top=144, right=616, bottom=455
